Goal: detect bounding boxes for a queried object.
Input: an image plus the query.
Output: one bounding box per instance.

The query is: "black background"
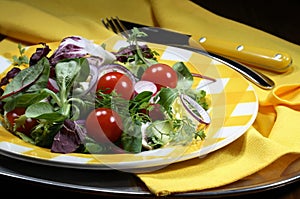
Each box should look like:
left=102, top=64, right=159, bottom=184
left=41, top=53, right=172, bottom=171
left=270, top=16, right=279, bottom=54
left=193, top=0, right=300, bottom=45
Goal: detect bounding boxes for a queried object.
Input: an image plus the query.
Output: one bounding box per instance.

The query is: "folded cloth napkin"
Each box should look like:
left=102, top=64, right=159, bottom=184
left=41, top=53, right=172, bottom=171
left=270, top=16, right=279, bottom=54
left=0, top=0, right=300, bottom=196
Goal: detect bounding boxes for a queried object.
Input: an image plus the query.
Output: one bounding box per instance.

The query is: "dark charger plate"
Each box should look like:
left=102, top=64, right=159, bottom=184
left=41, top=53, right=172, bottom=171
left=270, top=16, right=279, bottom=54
left=0, top=153, right=300, bottom=198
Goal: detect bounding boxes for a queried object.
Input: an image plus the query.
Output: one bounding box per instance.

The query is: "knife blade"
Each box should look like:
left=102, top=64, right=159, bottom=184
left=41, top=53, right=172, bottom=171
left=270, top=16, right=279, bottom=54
left=119, top=20, right=292, bottom=73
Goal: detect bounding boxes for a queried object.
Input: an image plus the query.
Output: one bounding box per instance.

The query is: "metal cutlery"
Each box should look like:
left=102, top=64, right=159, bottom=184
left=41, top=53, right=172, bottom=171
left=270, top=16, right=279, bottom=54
left=101, top=17, right=275, bottom=90
left=102, top=17, right=292, bottom=73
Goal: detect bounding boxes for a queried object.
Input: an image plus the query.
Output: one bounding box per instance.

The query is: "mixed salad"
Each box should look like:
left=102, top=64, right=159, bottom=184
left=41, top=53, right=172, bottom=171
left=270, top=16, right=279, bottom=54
left=0, top=28, right=214, bottom=154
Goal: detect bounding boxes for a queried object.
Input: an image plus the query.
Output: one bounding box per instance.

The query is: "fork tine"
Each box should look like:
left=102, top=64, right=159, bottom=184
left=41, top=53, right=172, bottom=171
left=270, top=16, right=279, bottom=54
left=102, top=17, right=118, bottom=34
left=101, top=18, right=109, bottom=29
left=113, top=16, right=130, bottom=38
left=110, top=17, right=123, bottom=34
left=101, top=17, right=130, bottom=38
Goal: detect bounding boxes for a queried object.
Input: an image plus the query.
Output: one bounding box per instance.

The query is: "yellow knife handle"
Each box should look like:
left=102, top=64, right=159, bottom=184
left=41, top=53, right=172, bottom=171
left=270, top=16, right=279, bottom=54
left=188, top=36, right=292, bottom=73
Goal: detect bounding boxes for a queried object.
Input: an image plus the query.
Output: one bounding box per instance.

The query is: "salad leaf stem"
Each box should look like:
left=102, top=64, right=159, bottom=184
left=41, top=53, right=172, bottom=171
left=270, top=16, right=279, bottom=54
left=40, top=88, right=61, bottom=106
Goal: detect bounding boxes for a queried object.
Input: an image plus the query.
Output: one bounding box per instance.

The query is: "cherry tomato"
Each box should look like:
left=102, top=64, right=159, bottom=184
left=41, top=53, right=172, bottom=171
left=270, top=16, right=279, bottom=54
left=141, top=63, right=178, bottom=90
left=6, top=107, right=38, bottom=136
left=148, top=104, right=165, bottom=121
left=140, top=104, right=165, bottom=121
left=85, top=107, right=123, bottom=143
left=96, top=71, right=134, bottom=100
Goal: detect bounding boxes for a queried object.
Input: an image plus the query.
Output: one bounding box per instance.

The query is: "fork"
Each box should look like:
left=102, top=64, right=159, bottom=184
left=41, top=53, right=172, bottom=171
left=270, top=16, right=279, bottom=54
left=101, top=17, right=275, bottom=90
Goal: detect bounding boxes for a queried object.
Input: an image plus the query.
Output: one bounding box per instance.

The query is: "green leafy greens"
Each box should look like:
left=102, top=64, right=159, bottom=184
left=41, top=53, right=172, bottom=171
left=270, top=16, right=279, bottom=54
left=1, top=56, right=91, bottom=149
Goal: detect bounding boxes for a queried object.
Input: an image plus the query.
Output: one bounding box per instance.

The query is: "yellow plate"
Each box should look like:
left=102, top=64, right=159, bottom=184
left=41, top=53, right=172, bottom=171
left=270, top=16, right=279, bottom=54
left=0, top=38, right=258, bottom=172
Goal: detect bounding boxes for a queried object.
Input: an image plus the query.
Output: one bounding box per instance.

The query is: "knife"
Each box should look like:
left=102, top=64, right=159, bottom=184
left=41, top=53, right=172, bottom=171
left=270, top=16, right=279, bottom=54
left=119, top=20, right=292, bottom=73
left=106, top=19, right=275, bottom=90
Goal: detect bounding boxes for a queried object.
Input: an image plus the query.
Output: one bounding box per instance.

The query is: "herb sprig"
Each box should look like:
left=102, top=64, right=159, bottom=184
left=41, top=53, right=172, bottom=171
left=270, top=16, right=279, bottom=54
left=12, top=43, right=29, bottom=66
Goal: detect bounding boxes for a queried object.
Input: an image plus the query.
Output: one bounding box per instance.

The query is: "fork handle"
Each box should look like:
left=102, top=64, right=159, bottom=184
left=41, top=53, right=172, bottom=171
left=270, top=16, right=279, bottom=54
left=188, top=36, right=292, bottom=73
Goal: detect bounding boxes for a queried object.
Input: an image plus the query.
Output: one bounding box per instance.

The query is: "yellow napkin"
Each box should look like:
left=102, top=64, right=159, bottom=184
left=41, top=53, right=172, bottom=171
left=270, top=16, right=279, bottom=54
left=0, top=0, right=154, bottom=44
left=0, top=0, right=300, bottom=196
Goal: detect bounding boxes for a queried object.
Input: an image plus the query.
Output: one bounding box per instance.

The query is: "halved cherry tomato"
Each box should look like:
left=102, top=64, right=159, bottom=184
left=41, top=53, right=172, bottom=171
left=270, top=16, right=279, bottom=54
left=96, top=71, right=134, bottom=100
left=6, top=107, right=38, bottom=136
left=85, top=107, right=123, bottom=143
left=141, top=63, right=178, bottom=90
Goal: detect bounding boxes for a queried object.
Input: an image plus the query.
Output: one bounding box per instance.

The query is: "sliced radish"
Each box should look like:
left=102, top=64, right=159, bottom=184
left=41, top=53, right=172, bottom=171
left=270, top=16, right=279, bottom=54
left=134, top=80, right=157, bottom=95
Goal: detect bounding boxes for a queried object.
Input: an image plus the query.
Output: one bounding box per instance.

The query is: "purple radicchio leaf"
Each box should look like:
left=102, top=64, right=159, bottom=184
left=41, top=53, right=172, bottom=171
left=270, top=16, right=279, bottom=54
left=0, top=67, right=21, bottom=113
left=0, top=67, right=21, bottom=87
left=114, top=44, right=155, bottom=63
left=49, top=35, right=116, bottom=67
left=29, top=43, right=51, bottom=66
left=48, top=36, right=89, bottom=66
left=51, top=119, right=87, bottom=153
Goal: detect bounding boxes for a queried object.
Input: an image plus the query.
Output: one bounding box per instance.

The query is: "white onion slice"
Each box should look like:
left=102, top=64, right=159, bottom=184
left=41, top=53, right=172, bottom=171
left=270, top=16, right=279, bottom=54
left=180, top=94, right=211, bottom=124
